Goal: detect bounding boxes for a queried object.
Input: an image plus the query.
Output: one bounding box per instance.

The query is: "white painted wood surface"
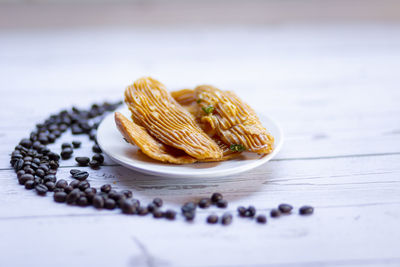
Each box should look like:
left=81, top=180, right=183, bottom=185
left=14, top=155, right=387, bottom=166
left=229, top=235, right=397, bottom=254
left=1, top=25, right=400, bottom=267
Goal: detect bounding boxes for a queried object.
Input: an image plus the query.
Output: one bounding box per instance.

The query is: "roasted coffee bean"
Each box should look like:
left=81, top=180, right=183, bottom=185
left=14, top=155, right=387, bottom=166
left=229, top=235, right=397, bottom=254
left=47, top=134, right=56, bottom=143
left=121, top=199, right=137, bottom=214
left=77, top=196, right=89, bottom=207
left=48, top=169, right=57, bottom=175
left=92, top=144, right=102, bottom=153
left=19, top=174, right=34, bottom=185
left=121, top=190, right=132, bottom=198
left=72, top=140, right=81, bottom=148
left=35, top=168, right=45, bottom=178
left=246, top=206, right=256, bottom=217
left=270, top=209, right=281, bottom=218
left=70, top=169, right=80, bottom=175
left=48, top=152, right=60, bottom=161
left=181, top=202, right=196, bottom=213
left=14, top=159, right=24, bottom=171
left=72, top=171, right=89, bottom=181
left=52, top=130, right=61, bottom=138
left=54, top=192, right=67, bottom=203
left=299, top=205, right=314, bottom=215
left=61, top=148, right=73, bottom=159
left=69, top=180, right=80, bottom=188
left=49, top=160, right=59, bottom=169
left=45, top=181, right=55, bottom=191
left=216, top=199, right=228, bottom=208
left=71, top=124, right=84, bottom=135
left=183, top=211, right=195, bottom=221
left=89, top=129, right=97, bottom=140
left=92, top=154, right=104, bottom=164
left=66, top=189, right=80, bottom=204
left=59, top=124, right=68, bottom=132
left=147, top=203, right=156, bottom=212
left=38, top=134, right=48, bottom=144
left=20, top=138, right=32, bottom=148
left=61, top=143, right=72, bottom=149
left=78, top=181, right=90, bottom=191
left=38, top=163, right=50, bottom=173
left=211, top=192, right=223, bottom=203
left=207, top=214, right=218, bottom=224
left=35, top=184, right=48, bottom=195
left=43, top=174, right=56, bottom=183
left=153, top=210, right=164, bottom=218
left=24, top=167, right=35, bottom=175
left=256, top=215, right=267, bottom=224
left=84, top=188, right=97, bottom=202
left=24, top=156, right=33, bottom=162
left=64, top=185, right=74, bottom=194
left=75, top=157, right=90, bottom=166
left=107, top=190, right=120, bottom=201
left=278, top=203, right=293, bottom=214
left=24, top=180, right=35, bottom=189
left=93, top=195, right=104, bottom=209
left=198, top=198, right=211, bottom=208
left=48, top=124, right=58, bottom=132
left=153, top=197, right=163, bottom=208
left=89, top=160, right=100, bottom=169
left=165, top=210, right=176, bottom=220
left=237, top=206, right=246, bottom=216
left=101, top=184, right=112, bottom=193
left=104, top=198, right=116, bottom=210
left=221, top=213, right=233, bottom=225
left=32, top=158, right=41, bottom=165
left=33, top=177, right=42, bottom=185
left=17, top=170, right=25, bottom=178
left=138, top=206, right=149, bottom=216
left=53, top=188, right=64, bottom=193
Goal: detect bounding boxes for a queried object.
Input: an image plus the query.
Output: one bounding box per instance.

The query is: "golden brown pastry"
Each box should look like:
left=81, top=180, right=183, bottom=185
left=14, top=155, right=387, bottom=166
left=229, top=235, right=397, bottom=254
left=124, top=77, right=223, bottom=160
left=174, top=85, right=274, bottom=154
left=115, top=112, right=196, bottom=164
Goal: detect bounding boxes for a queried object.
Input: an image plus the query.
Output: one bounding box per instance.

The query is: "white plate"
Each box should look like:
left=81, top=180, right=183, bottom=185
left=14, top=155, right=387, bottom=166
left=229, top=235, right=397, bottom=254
left=97, top=107, right=283, bottom=178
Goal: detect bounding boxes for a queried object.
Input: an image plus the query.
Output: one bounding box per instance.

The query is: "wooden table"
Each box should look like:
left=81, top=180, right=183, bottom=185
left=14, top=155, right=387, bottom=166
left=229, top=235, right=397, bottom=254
left=1, top=24, right=400, bottom=267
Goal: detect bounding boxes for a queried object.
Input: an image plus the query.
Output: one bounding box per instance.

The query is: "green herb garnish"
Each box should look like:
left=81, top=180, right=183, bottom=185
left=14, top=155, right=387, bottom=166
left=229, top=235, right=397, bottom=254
left=230, top=144, right=245, bottom=152
left=202, top=105, right=214, bottom=114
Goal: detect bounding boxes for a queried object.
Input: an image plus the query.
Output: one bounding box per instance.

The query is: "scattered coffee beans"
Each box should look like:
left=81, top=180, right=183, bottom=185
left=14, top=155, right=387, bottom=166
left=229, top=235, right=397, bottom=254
left=299, top=205, right=314, bottom=215
left=278, top=203, right=293, bottom=214
left=207, top=214, right=218, bottom=224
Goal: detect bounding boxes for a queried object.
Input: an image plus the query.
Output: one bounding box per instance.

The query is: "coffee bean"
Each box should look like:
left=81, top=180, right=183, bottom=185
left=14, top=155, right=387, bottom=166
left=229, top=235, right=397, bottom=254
left=59, top=124, right=68, bottom=132
left=153, top=210, right=164, bottom=218
left=35, top=168, right=45, bottom=178
left=35, top=184, right=48, bottom=196
left=121, top=190, right=132, bottom=198
left=14, top=159, right=24, bottom=171
left=147, top=203, right=156, bottom=212
left=53, top=188, right=64, bottom=193
left=54, top=192, right=67, bottom=203
left=101, top=184, right=112, bottom=193
left=270, top=209, right=281, bottom=218
left=48, top=152, right=60, bottom=161
left=19, top=174, right=34, bottom=185
left=70, top=169, right=80, bottom=175
left=256, top=215, right=267, bottom=224
left=104, top=198, right=116, bottom=210
left=278, top=203, right=293, bottom=214
left=89, top=160, right=100, bottom=169
left=61, top=143, right=72, bottom=149
left=66, top=189, right=80, bottom=204
left=24, top=180, right=35, bottom=189
left=153, top=197, right=163, bottom=208
left=20, top=138, right=32, bottom=148
left=138, top=206, right=149, bottom=216
left=49, top=160, right=59, bottom=169
left=61, top=148, right=73, bottom=159
left=84, top=188, right=96, bottom=202
left=108, top=190, right=122, bottom=201
left=69, top=180, right=80, bottom=188
left=72, top=140, right=81, bottom=148
left=38, top=163, right=49, bottom=173
left=64, top=185, right=74, bottom=194
left=89, top=129, right=97, bottom=140
left=181, top=202, right=196, bottom=213
left=71, top=124, right=84, bottom=135
left=43, top=174, right=56, bottom=183
left=221, top=213, right=233, bottom=225
left=246, top=206, right=256, bottom=217
left=207, top=214, right=218, bottom=224
left=237, top=206, right=246, bottom=217
left=75, top=157, right=90, bottom=166
left=32, top=158, right=41, bottom=165
left=72, top=171, right=89, bottom=181
left=92, top=144, right=102, bottom=153
left=92, top=154, right=104, bottom=164
left=45, top=181, right=55, bottom=191
left=165, top=210, right=176, bottom=220
left=216, top=199, right=228, bottom=208
left=78, top=180, right=90, bottom=191
left=93, top=195, right=104, bottom=209
left=55, top=179, right=68, bottom=189
left=198, top=198, right=211, bottom=208
left=211, top=192, right=223, bottom=203
left=47, top=134, right=56, bottom=143
left=24, top=167, right=35, bottom=175
left=121, top=199, right=137, bottom=214
left=77, top=196, right=89, bottom=207
left=183, top=211, right=195, bottom=221
left=299, top=205, right=314, bottom=215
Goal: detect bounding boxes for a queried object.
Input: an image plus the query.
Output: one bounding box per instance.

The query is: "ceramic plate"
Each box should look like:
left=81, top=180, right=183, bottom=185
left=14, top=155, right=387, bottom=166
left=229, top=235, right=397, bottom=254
left=97, top=107, right=283, bottom=178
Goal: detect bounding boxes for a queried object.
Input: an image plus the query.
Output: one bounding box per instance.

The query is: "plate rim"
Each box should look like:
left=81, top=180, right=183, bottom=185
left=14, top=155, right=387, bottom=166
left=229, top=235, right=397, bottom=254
left=97, top=108, right=284, bottom=178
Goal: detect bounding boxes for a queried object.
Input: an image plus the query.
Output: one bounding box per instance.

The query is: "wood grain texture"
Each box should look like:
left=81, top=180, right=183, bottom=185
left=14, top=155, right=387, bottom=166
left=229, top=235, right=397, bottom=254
left=0, top=25, right=400, bottom=267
